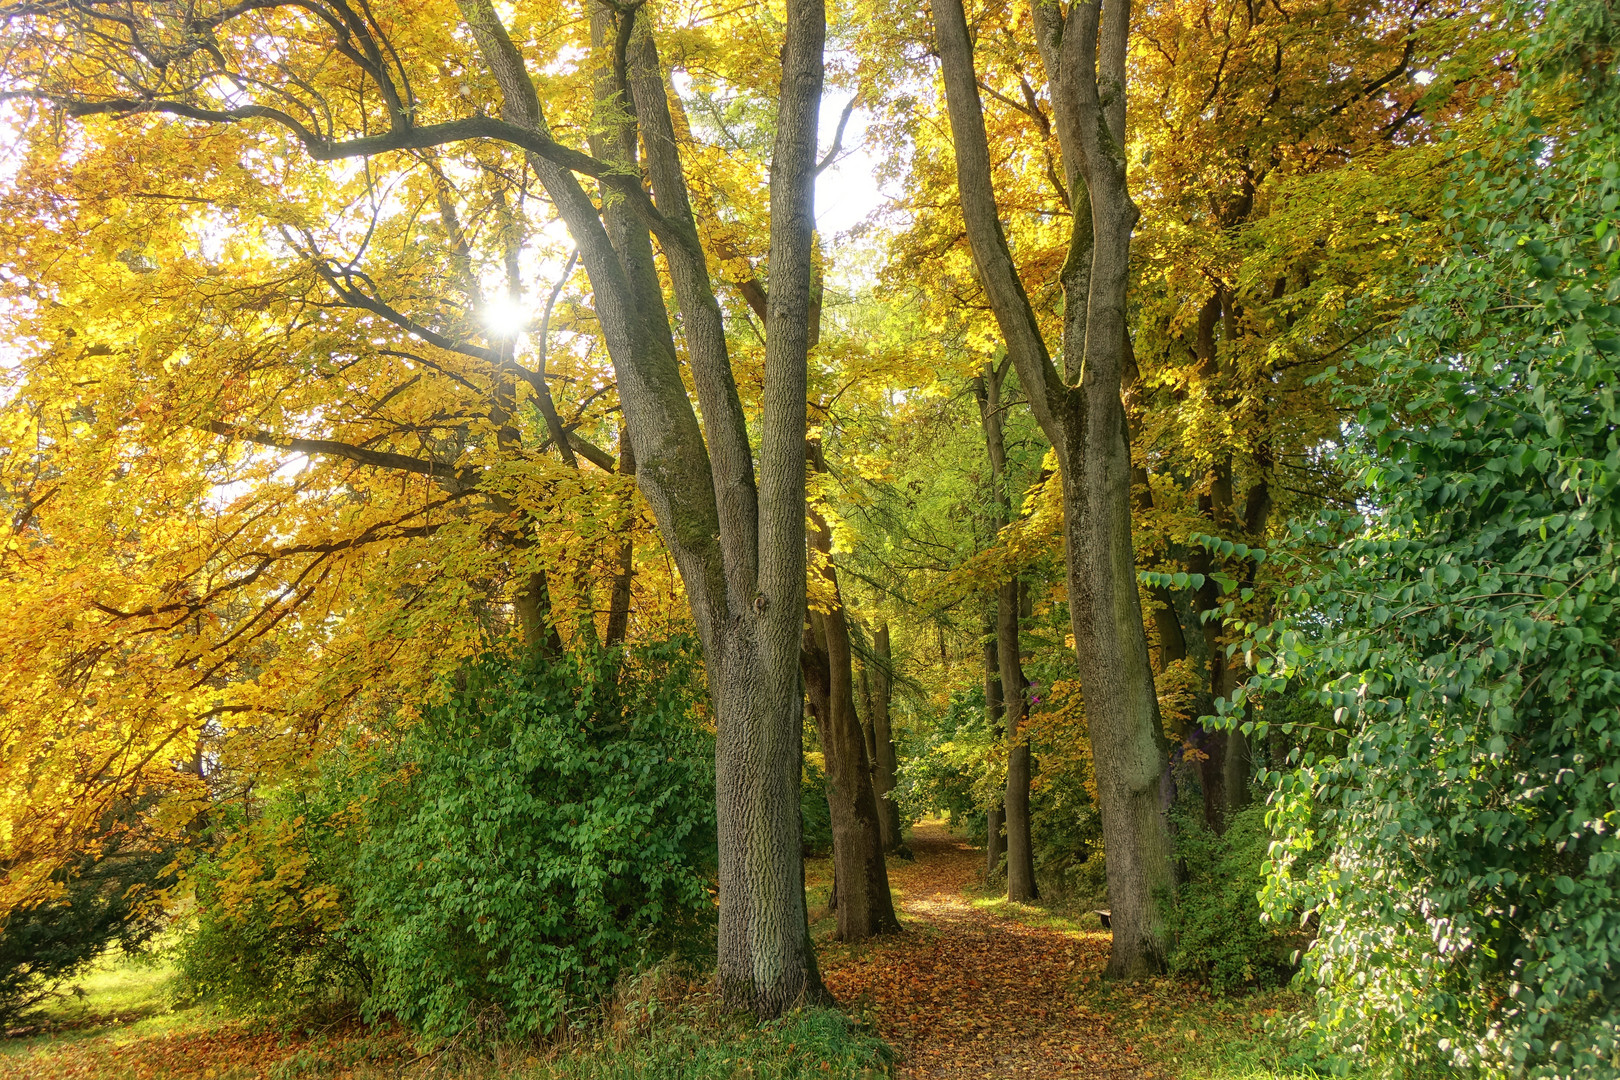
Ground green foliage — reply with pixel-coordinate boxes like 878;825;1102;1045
0;801;174;1024
894;685;993;833
1027;772;1103;902
518;1006;893;1080
1166;803;1300;994
1213;3;1620;1071
353;644;716;1042
177;643;717;1043
800;760;834;857
174;767;370;1014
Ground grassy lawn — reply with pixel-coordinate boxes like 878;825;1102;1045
0;949;891;1080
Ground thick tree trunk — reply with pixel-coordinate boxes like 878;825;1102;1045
935;0;1176;978
868;622;906;853
802;497;901;941
456;0;829;1014
982;606;1007;879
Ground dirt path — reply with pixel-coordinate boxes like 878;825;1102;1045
820;822;1153;1079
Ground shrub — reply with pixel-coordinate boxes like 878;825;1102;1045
352;643;716;1042
894;685;994;836
1213;3;1620;1069
1166;802;1300;994
174;769;369;1014
176;641;717;1041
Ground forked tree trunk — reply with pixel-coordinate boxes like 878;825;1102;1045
455;0;830;1012
50;0;829;1019
935;0;1176;978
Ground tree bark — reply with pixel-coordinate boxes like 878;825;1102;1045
605;425;637;647
982;604;1007;879
1001;579;1039;901
869;622;906;854
936;0;1176;978
455;0;828;1013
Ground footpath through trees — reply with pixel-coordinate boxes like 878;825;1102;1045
821;823;1152;1079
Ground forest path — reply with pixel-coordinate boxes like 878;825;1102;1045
820;822;1153;1079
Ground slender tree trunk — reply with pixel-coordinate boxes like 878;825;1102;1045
935;0;1176;978
982;605;1007;879
869;622;906;854
976;362;1038;901
1000;580;1038;901
802;487;901;941
605;425;636;647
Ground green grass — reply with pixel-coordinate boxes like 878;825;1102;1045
1;949;892;1080
0;945;220;1059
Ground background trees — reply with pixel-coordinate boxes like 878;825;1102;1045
1;0;1614;1072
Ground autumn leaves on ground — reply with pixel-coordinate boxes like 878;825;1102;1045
823;823;1146;1079
0;821;1283;1080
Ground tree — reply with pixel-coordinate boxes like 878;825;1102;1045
864;621;906;855
1124;0;1507;829
0;800;174;1025
973;360;1037;900
1220;1;1620;1067
803;470;902;940
932;0;1176;976
1;0;829;1014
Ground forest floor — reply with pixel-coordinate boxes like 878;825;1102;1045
818;820;1146;1078
0;821;1303;1080
814;820;1302;1080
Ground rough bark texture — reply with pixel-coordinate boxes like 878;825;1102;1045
453;0;828;1014
935;0;1176;978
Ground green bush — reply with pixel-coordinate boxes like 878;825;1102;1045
1166;802;1300;994
1213;2;1620;1069
174;767;370;1014
894;685;993;838
177;642;717;1042
353;644;716;1042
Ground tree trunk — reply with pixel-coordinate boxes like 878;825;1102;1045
935;0;1176;978
1000;580;1038;901
802;489;901;941
976;361;1038;901
982;605;1007;879
456;0;829;1013
605;425;636;647
868;622;906;854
